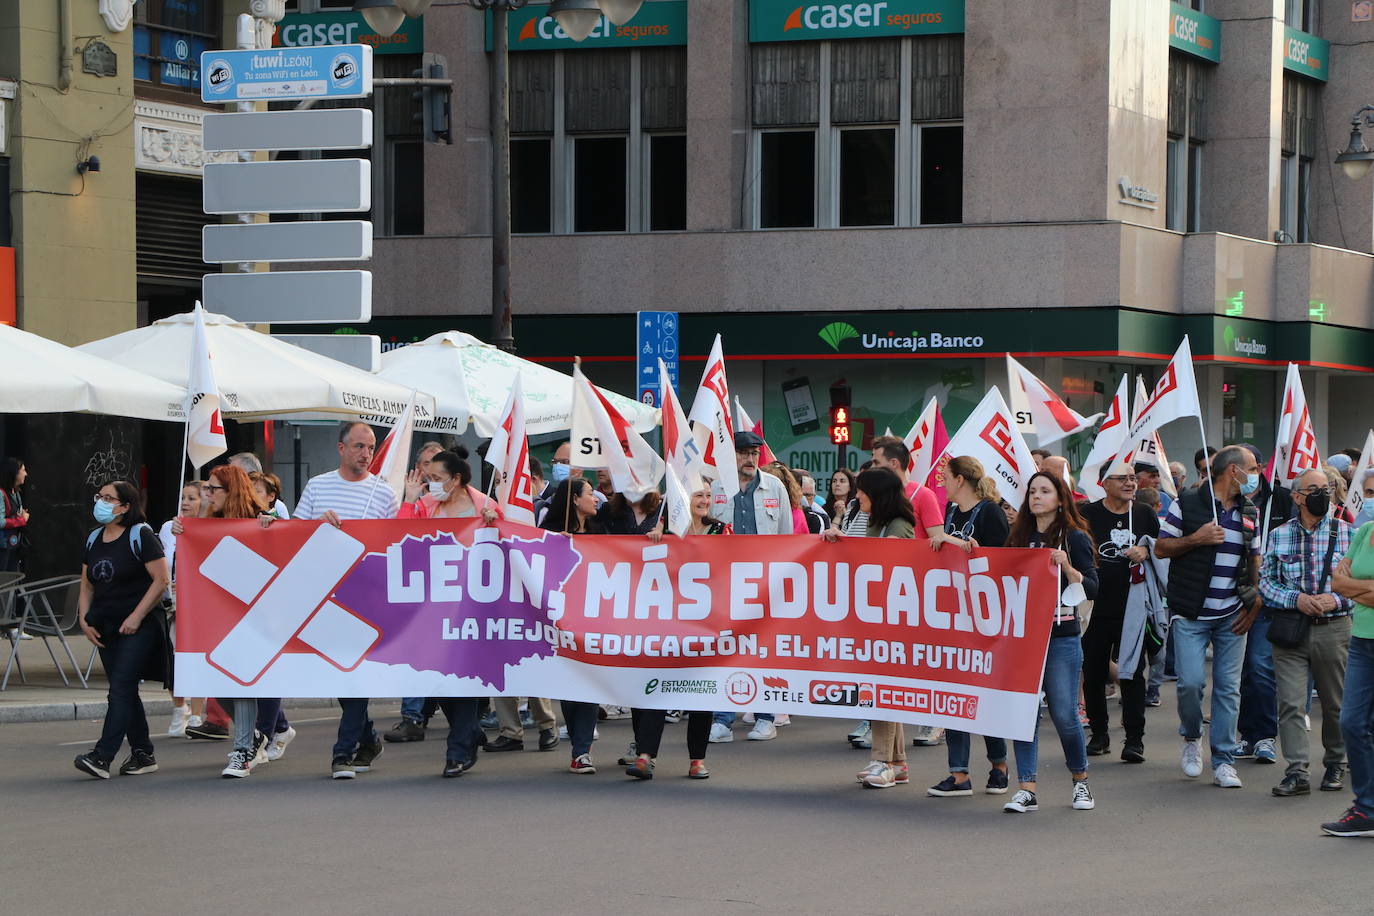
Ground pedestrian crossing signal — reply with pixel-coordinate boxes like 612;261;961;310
829;406;850;445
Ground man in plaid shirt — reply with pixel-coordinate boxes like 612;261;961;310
1260;468;1354;798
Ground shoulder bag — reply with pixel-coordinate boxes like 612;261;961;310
1267;523;1338;649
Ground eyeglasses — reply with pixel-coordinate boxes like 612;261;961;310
1295;485;1333;497
204;484;228;493
94;493;123;505
550;458;570;465
1104;475;1138;483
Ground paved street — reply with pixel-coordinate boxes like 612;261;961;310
2;693;1367;915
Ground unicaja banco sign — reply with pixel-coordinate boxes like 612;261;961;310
818;321;984;353
749;0;964;42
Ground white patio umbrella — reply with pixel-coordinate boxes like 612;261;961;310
0;322;184;421
376;331;657;436
78;311;435;422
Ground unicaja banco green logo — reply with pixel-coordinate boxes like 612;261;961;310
818;321;859;351
1224;325;1267;357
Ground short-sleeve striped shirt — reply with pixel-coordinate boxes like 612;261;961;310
294;471;398;522
1160;495;1258;620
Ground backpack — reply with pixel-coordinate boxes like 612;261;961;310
86;522;155;562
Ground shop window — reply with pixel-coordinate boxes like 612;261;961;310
1166;52;1209;233
752;36;963;229
507;47;686;234
134;0;221;92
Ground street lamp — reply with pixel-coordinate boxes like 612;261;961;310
360;0;645;351
1335;107;1374;182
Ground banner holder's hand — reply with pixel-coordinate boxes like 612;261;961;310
321;510;343;529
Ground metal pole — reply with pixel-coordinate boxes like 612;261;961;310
490;4;515;352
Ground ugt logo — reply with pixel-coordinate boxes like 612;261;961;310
979;413;1020;474
200;525;381;685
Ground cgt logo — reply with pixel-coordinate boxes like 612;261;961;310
810;680;858;706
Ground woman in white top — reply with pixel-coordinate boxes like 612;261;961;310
160;481;202;738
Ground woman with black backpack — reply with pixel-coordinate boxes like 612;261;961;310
74;480;171;780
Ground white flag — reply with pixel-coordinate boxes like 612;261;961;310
1272;363;1322;487
1120;337;1202;453
940;386;1038;511
1078;375;1130;501
660;358;704;495
903;396;947;485
571;363;664;501
367;390;417;508
186;301;227;471
1007;354;1102;447
663;457;694;538
1347;430;1374;516
687;334;738;498
1123;376;1178;498
484;375;537;525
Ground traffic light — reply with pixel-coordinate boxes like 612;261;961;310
412;52;452;145
829;405;851;445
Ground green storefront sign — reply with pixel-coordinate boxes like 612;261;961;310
273;11;423;54
1282;26;1329;82
489;1;687;51
749;0;964;42
1168;3;1220;63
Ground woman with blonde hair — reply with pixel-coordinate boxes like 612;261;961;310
763;462;811;535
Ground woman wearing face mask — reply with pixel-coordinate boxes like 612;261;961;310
624;487;725;781
927;456;1013;796
1002;471;1100;813
161;481;203;738
74;481;171;780
542;478;605;773
174;465;291;778
1355;470;1374;528
398;447;498;523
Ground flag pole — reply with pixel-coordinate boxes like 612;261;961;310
565;357;581;534
1195;412;1218;524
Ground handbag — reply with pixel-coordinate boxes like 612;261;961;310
1267;522;1339;650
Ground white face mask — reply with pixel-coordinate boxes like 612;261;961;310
428;480;450;498
1060;582;1087;608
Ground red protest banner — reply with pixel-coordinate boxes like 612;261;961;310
175;519;1059;740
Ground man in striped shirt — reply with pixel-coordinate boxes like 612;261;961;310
295;421;398;779
1156;445;1262;790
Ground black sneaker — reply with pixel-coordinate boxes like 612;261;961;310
1321;765;1345;792
383;719;425;743
538;727;559;751
442;759;464;778
186;721;229;740
1003;789;1038;813
119;749;158;776
1272;773;1311;797
1086;733;1110;756
985;767;1009;794
74;751;111;780
331;755;356;779
1121;743;1145;764
485;735;524;752
1322;806;1374;837
1145;687;1162;707
351;739;384;772
926;775;974;797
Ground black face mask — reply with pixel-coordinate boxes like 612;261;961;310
1303;490;1331;518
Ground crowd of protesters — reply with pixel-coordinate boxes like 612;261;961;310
42;418;1374;838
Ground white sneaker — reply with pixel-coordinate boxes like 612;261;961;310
601;705;631;720
265;726;296;761
708;722;733;744
1213;763;1243;788
911;725;945;747
742;712;755;724
1181;739;1203;778
167;704;191;737
1071;780;1095;810
859;760;896;788
847;721;871;743
774;714;791;727
747;719;778;741
221;748;253;778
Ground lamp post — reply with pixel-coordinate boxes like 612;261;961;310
355;0;644;352
1335;107;1374;182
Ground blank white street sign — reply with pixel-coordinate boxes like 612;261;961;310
203;109;373;152
203;159;370;214
203;270;371;323
203;221;372;263
275;334;381;372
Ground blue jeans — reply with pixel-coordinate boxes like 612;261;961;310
435;698;480;764
560;700;599;757
1012;635;1087;783
400;696;425;723
1340;637;1374;816
1238;611;1278;743
332;699;377;759
1173;614;1246;768
713;711;773;726
946;731;1007;774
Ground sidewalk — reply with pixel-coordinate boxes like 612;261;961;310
0;637;343;723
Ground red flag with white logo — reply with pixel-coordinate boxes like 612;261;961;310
688;334;737;499
484;375;537;525
903;396;950;506
939;387;1038;511
1006;355;1102;448
186;301;227;471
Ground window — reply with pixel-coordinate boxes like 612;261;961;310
507;47;686;234
1285;0;1318;32
752;36;963;230
1280;73;1318;242
134;0;220;92
1165;52;1209;232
